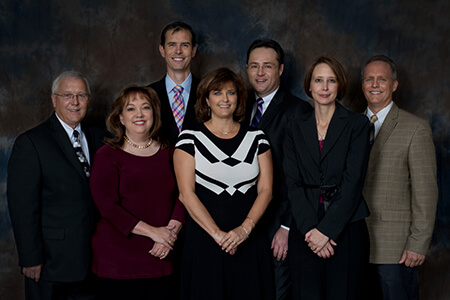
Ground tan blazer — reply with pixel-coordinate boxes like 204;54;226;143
363;103;438;264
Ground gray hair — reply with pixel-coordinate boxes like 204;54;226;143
361;55;397;81
52;71;91;94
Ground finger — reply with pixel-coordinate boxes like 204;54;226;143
282;249;288;261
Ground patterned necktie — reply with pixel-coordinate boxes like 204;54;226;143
72;130;90;177
172;85;185;132
369;114;378;145
251;97;264;127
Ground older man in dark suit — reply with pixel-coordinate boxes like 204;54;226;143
148;21;200;146
7;71;105;300
245;39;312;300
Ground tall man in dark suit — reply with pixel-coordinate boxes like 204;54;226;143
361;55;438;300
7;71;105;300
245;39;312;300
148;21;200;146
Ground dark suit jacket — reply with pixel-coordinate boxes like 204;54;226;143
283;102;370;241
149;76;200;146
7;113;105;282
246;88;313;238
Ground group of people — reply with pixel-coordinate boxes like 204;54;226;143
7;21;438;300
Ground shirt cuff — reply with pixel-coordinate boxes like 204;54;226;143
280;225;290;231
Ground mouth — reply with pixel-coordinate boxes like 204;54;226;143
172;57;185;62
134;120;146;125
68;108;80;113
255;78;267;84
218;105;231;109
370;91;382;95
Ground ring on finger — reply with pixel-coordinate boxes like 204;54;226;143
161;252;165;256
169;240;173;245
233;241;237;246
284;250;288;253
170;229;176;234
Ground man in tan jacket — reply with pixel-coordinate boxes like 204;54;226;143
362;55;438;300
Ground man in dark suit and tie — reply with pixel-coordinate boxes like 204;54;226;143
245;39;313;300
7;71;105;300
148;21;200;146
361;55;438;300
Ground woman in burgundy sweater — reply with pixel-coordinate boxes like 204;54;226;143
90;86;185;299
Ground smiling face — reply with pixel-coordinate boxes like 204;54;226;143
206;81;238;120
247;47;284;97
159;29;197;80
51;77;90;129
362;61;398;113
309;63;338;106
119;93;153;139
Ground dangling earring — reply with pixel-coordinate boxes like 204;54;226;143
208;106;211;117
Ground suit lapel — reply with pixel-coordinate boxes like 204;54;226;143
372;103;399;153
258;89;284;130
320;103;348;160
49;114;87;179
299;112;321;166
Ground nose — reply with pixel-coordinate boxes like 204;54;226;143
70;95;80;105
257;66;265;76
175;44;182;54
323;81;329;91
372;78;379;88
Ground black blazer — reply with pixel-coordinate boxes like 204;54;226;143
149;76;200;146
283;102;370;241
246;88;313;238
7;113;105;282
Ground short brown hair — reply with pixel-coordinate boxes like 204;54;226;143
105;86;167;148
195;68;247;123
304;56;348;101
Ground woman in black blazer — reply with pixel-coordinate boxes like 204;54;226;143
283;57;370;300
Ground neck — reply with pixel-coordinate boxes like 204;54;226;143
208;117;237;135
368;100;392;115
124;132;151;144
167;70;190;85
315;101;336;125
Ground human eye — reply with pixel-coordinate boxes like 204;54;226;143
77;94;88;101
126;106;135;112
379;77;387;82
63;93;73;100
143;105;152;110
314;78;322;83
227;90;236;95
264;64;273;70
249;64;258;70
329;78;337;83
212;91;222;96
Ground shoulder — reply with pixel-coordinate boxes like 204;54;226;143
337;102;369;126
283;91;313;112
148;77;166;92
397;107;431;128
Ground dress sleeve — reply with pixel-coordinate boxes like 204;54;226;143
257;130;271;155
174;130;196;157
89;146;140;236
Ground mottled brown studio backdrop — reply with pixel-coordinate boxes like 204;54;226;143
0;0;449;299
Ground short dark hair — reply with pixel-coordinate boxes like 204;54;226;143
195;68;247;123
105;86;167;149
246;39;285;65
160;21;196;47
304;56;348;100
362;55;397;81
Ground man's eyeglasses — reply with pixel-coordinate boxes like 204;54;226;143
53;93;90;101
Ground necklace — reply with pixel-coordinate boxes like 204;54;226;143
317;129;327;141
124;135;153;149
210;121;237;135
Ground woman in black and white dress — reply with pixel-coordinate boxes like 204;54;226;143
174;67;275;300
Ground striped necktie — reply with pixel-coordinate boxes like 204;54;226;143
251;97;264;127
172;85;185;132
72;130;90;177
369;114;378;145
